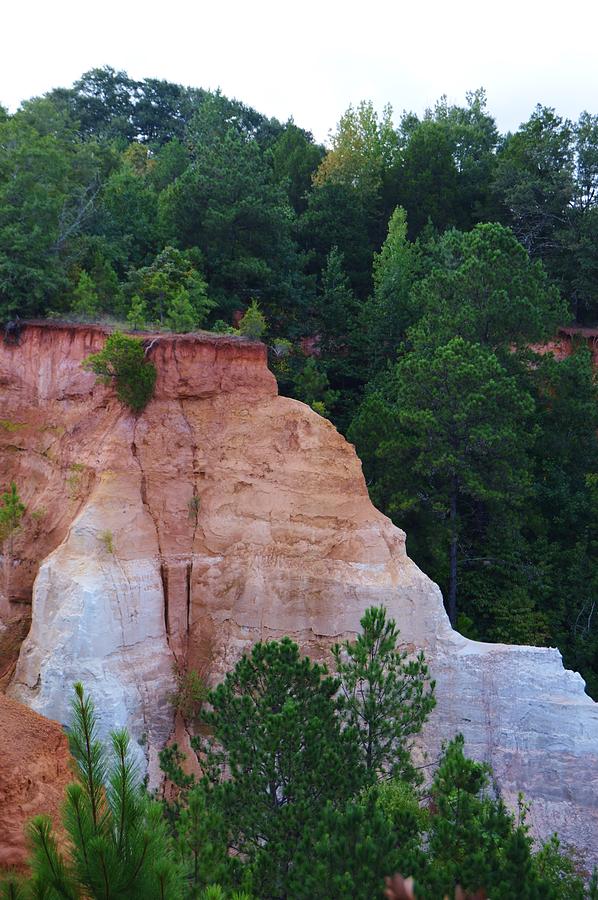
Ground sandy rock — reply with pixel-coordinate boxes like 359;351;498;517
0;693;72;870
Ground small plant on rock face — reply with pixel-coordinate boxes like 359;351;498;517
168;665;209;724
83;331;157;413
98;529;115;554
188;494;201;526
66;462;86;500
0;482;25;546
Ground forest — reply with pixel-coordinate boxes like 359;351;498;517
1;66;597;696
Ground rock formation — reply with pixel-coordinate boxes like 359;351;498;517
0;693;72;869
1;323;597;867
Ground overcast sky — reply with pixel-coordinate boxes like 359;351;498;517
3;0;598;143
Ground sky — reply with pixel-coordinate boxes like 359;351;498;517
3;0;598;143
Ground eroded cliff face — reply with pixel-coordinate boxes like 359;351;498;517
0;693;72;869
1;323;597;866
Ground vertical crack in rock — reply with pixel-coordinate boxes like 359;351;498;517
131;428;169;640
185;562;192;635
160;563;170;636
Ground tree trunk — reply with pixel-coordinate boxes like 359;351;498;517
448;481;458;627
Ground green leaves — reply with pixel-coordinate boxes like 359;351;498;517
0;482;25;544
83;332;156;413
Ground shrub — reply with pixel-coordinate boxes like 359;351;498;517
238;300;267;341
212;319;236;335
83;332;156;413
98;529;114;554
168;665;209;723
127;294;149;331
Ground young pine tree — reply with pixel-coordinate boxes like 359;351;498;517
71;270;100;318
333;605;436;782
4;683;181;899
238;300;267;341
166;287;198;333
126;294;149;331
198;637;365;899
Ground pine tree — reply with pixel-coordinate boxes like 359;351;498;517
333;606;436;782
15;683;181;899
293;357;339;417
238;299;267;341
127;294;149;331
166;287;198;333
71;270;100;318
368;206;417;369
198;637;365;899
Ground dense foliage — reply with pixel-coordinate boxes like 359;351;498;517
2;68;598;693
83;331;157;412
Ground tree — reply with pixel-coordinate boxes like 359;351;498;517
367;206;418;369
286;792;400;900
166;287;198;333
333;606;435;781
198;637;365;899
493;105;574;259
237;299;267;340
417;735;581;899
0;482;25;612
127;246;214;325
0;110;102;320
314;101;399;208
293;357;339;417
522;346;598;695
398;120;461;239
353;338;535;625
271;121;324;213
127;294;148;331
298;179;373;299
402;89;500;231
83;332;157;413
313;247;360;354
2;683;181;899
71;270;99;317
410;222;567;356
158;116;302;323
97;163;159;269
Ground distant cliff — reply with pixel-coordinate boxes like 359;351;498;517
1;322;597;869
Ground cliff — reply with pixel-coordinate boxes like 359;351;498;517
1;323;597;868
0;693;72;869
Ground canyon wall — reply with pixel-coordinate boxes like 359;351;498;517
1;323;597;867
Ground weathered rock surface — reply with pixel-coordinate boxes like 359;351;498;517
1;323;597;867
0;693;72;869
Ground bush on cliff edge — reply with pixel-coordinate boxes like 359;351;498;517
83;331;156;413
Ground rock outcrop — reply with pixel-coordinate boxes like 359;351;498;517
0;693;72;869
1;323;597;867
